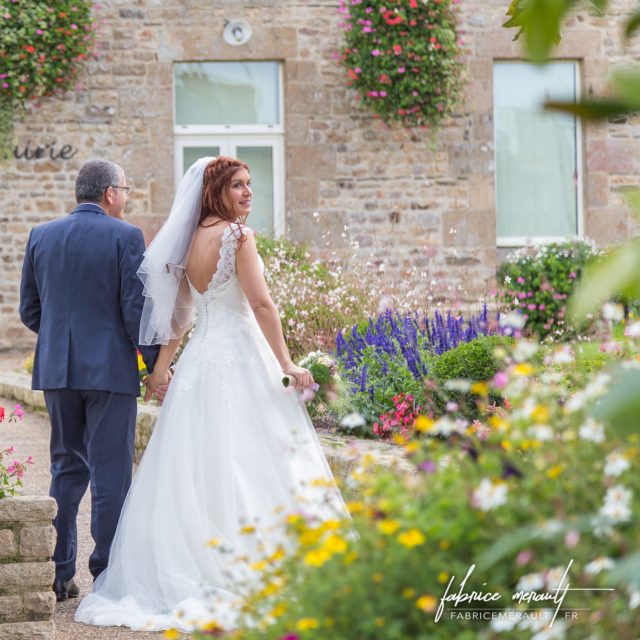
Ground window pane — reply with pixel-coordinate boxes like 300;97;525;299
182;146;220;175
175;62;280;126
236;146;274;234
494;62;578;238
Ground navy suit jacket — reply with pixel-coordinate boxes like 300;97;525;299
19;203;159;395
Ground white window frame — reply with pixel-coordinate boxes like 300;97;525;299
494;60;584;248
173;62;285;236
174;135;286;237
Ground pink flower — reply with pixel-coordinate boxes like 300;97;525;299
564;530;580;548
493;371;508;389
517;277;525;284
371;49;381;56
36;28;44;35
527;304;536;311
516;549;533;566
398;66;405;73
14;404;24;419
7;461;24;479
379;90;387;97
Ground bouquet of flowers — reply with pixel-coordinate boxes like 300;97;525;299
282;351;342;405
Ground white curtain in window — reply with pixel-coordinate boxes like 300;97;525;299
494;62;578;239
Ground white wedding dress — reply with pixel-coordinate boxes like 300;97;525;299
75;223;348;632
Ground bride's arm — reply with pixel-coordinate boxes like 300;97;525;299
143;337;182;401
236;232;313;389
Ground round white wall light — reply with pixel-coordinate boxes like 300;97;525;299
223;20;252;46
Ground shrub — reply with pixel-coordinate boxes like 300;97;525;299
497;240;600;341
426;335;512;420
256;235;373;359
337;0;465;129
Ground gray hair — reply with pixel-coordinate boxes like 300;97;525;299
75;160;124;203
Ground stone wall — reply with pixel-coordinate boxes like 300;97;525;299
2;0;640;349
0;496;56;640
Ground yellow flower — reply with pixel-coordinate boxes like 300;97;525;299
402;587;417;599
250;560;267;571
268;546;286;562
374;617;385;627
164;630;180;640
137;352;146;372
323;534;347;554
373;572;384;583
501;440;512;451
471;382;489;396
299;529;322;546
319;519;341;532
207;537;221;547
304;549;331;567
377;519;401;535
489;415;509;431
240;525;256;534
296;617;320;630
404;441;419;454
416;594;437;613
531;405;550;423
343;551;358;565
438;571;449;584
393;433;408;446
414;415;433;433
514;363;534;376
546;464;564;479
346;501;364;514
201;621;224;634
270;603;286;618
397;528;426;548
287;514;302;525
438;539;450;550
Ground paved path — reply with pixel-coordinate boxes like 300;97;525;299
2;390;164;639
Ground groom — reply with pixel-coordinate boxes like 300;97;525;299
19;160;161;601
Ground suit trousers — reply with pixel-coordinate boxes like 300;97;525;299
44;389;137;582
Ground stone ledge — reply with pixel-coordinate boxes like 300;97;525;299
0;371;412;479
0;497;56;524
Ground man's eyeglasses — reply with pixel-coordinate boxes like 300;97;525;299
110;185;131;194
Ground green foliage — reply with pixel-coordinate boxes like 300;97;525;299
0;0;95;156
220;341;640;640
498;240;599;340
426;335;509;420
338;0;465;129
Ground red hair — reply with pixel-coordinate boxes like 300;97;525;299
199;157;250;240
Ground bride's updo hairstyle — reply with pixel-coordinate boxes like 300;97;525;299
199;157;250;237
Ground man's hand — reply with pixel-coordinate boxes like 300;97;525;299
144;369;169;403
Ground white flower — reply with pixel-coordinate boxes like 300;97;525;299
545;566;568;591
584;556;615;575
531;620;568;640
629;590;640;609
604;452;631;477
340;413;365;429
624;321;640;338
503;275;512;285
472;478;508;511
599;485;633;524
376;295;393;314
602;302;624;322
582;373;611;400
551;345;574;364
430;417;460;437
444;379;471;392
516;572;545;592
513;339;538;362
490;613;518;631
499;312;526;330
537;519;564;538
579;418;605;443
528;425;554;441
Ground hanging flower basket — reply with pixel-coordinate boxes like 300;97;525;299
338;0;465;130
0;0;96;158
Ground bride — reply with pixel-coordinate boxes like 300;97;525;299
74;156;349;631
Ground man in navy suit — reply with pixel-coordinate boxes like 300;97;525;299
19;160;161;601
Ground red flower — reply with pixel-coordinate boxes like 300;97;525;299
0;406;5;423
348;68;358;80
410;0;418;7
25;45;36;54
393;44;402;55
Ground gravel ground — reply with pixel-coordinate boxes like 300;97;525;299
2;380;166;640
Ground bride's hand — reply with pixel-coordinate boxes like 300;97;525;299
144;369;169;402
282;364;314;389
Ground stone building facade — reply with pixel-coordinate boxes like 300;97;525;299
1;0;638;350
